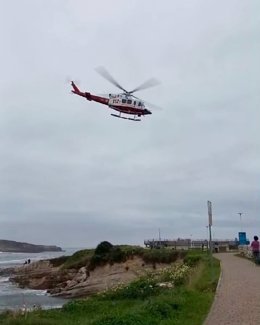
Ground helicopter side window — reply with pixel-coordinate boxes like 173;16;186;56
122;99;126;103
127;99;132;104
138;102;142;106
134;101;136;106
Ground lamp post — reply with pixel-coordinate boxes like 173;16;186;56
206;226;209;249
207;201;213;280
238;212;243;232
207;201;213;254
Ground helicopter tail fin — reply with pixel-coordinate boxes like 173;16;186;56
71;81;80;94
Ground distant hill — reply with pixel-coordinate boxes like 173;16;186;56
0;239;62;253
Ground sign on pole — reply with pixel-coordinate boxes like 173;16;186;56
207;200;212;226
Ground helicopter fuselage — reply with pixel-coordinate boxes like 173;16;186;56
108;94;151;116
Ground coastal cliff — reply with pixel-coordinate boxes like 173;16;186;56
0;239;62;253
7;242;186;299
9;256;166;298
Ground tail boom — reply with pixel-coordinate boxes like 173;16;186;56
71;81;109;105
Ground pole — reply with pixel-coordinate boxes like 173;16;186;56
238;212;243;232
207;201;213;280
209;224;212;254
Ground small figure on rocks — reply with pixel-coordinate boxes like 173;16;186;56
250;235;259;260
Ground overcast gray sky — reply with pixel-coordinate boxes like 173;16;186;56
0;0;259;248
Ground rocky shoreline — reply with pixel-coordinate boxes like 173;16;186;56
1;257;173;299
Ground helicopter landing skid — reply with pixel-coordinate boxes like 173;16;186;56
111;114;141;122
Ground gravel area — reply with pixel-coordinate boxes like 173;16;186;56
204;253;260;325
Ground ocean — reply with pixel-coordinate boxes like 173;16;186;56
0;248;80;312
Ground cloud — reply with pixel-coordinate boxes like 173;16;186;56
0;0;259;247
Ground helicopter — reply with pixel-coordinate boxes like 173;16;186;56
70;67;160;121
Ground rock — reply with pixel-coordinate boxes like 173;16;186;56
0;267;15;276
9;260;77;290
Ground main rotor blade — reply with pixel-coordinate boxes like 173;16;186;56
95;66;128;93
129;78;160;94
132;95;163;111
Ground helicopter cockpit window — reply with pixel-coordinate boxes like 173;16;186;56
122;99;126;103
127;99;132;104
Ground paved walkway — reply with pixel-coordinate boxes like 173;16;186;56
204;253;260;325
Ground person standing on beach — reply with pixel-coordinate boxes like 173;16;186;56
250;236;259;259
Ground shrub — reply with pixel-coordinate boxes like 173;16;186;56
142;249;179;264
49;255;69;267
62;249;93;269
156;264;190;286
183;255;202;267
90;244;127;270
109;247;125;263
102;276;160;300
95;241;113;255
89;253;109;269
120;245;145;258
178;250;188;259
255;257;260;265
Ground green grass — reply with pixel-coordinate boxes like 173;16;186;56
61;249;94;269
0;251;220;325
48;256;70;267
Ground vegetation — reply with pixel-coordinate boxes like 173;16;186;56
255;257;260;265
59;242;189;271
61;249;94;269
183;254;202;266
0;249;220;325
49;256;70;267
142;248;184;264
89;243;126;270
236;252;260;266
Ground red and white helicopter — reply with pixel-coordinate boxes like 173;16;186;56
71;67;160;121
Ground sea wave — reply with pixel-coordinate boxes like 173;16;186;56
0;286;47;296
20;289;47;296
0;259;25;265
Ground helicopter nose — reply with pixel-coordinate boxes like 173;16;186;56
144;109;152;115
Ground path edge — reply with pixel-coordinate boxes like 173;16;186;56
202;258;223;325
